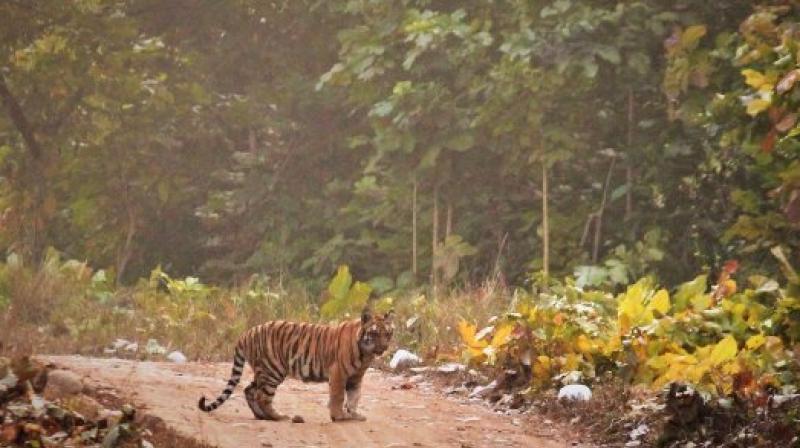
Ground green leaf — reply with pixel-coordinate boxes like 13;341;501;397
370;101;394;118
368;276;394;294
610;184;629;202
328;265;352;300
574;265;608;288
674;275;708;312
595;46;621;65
444;133;474;152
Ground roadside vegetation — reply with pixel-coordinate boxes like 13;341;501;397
3;1;800;446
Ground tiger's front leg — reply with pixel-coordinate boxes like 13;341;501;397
344;375;366;421
328;365;353;422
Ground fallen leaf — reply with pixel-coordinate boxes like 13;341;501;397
775;113;798;133
777;69;800;94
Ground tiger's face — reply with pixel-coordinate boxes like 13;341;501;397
359;310;394;356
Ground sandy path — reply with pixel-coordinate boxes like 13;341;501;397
42;355;575;448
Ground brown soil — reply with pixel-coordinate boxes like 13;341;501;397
40;356;582;448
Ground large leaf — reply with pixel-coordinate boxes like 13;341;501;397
328;265;352;300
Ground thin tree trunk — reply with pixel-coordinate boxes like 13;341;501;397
445;202;453;239
592;157;617;263
116;208;137;285
0;74;42;160
431;183;439;295
541;154;550;281
625;88;634;221
412;180;418;280
248;128;257;153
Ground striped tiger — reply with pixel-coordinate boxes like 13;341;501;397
198;308;394;421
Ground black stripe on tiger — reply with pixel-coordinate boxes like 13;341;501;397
198;348;245;412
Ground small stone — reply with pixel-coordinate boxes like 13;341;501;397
45;370;83;397
557;384;592;402
166;351;187;364
389;349;421;370
436;363;466;374
291;415;304;423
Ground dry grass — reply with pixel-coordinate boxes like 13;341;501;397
0;254;511;364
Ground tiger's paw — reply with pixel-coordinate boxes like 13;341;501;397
347;411;367;421
330;411;366;422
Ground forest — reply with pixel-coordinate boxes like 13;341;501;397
1;1;800;447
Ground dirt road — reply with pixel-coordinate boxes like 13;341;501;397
41;356;578;448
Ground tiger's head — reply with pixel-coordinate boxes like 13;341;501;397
358;308;394;356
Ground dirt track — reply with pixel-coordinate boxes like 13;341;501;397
42;355;578;448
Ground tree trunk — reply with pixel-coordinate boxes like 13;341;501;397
445;202;453;239
625;88;634;221
592;157;617;263
0;74;42;160
412;180;418;280
431;183;439;296
116;208;137;285
541;153;550;282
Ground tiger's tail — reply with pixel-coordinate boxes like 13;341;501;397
198;347;245;412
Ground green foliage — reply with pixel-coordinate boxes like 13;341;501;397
460;270;800;398
0;1;798;318
320;265;373;320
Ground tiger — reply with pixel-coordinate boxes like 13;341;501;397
198;308;394;422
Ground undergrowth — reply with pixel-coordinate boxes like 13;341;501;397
0;251;501;362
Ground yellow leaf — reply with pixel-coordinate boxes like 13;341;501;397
457;320;487;350
490;322;514;347
745;334;765;350
709;335;738;366
648;289;670;315
533;355;552;381
576;335;593;354
745;98;771;116
564;353;581;371
680;25;707;49
720;279;737;297
742;69;767;89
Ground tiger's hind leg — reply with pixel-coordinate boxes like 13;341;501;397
244;382;269;420
246;370;289;421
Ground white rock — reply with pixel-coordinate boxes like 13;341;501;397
112;339;130;350
772;394;800;407
436;363;466;374
124;342;138;352
166;351;187;364
557;384;592;401
389;349;421;370
469;380;498;399
103;348;116;355
629;423;649;440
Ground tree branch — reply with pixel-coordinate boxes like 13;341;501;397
0;74;42;159
592;156;617;263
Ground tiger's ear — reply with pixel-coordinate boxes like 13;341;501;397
361;307;372;324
